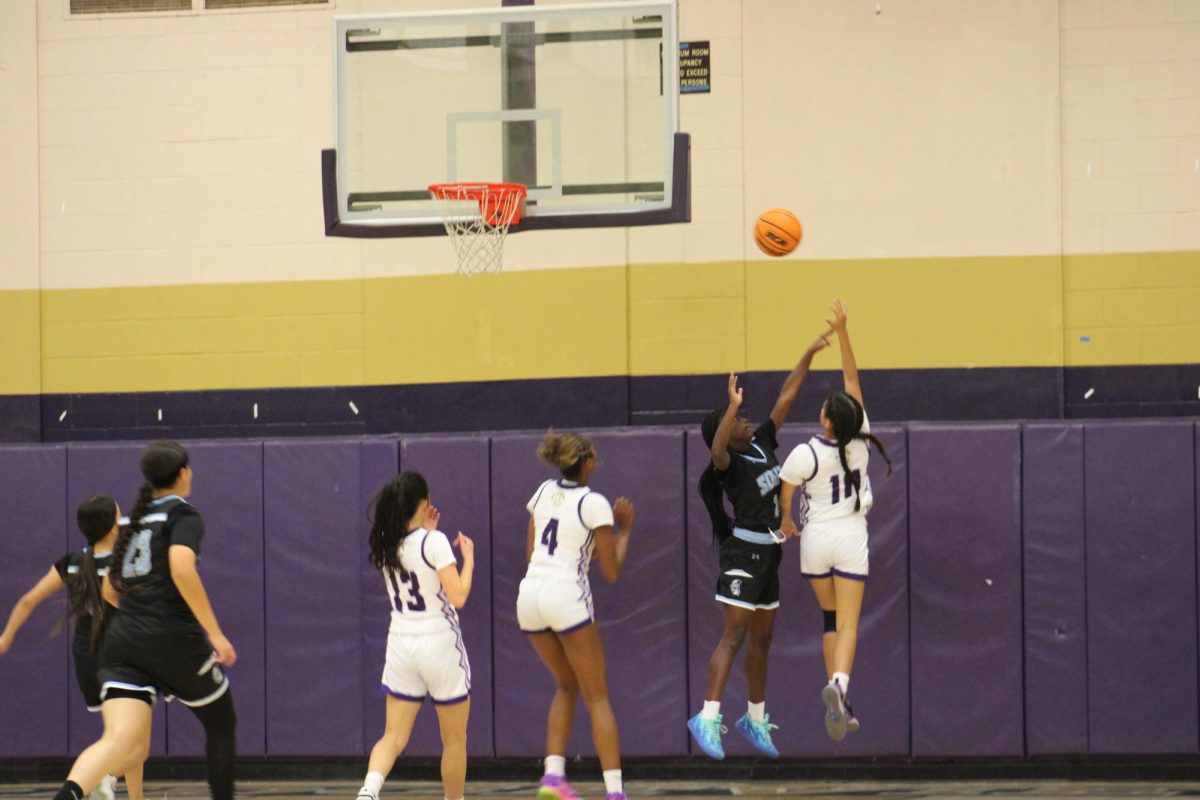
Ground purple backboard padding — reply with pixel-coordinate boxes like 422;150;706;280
359;439;399;759
1084;422;1198;754
166;441;266;756
909;425;1024;756
0;446;69;757
391;436;495;756
65;443;168;757
685;424;909;757
264;439;363;755
1022;424;1088;755
491;429;689;757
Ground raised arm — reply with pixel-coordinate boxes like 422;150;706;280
826;299;862;407
0;567;65;655
438;533;475;609
768;332;832;429
710;373;743;471
593;497;634;583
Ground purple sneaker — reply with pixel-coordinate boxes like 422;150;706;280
538;775;578;800
821;682;847;741
605;794;627;800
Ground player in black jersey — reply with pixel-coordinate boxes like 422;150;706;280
1;496;145;800
687;334;829;760
52;441;238;800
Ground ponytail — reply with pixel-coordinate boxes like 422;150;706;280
66;495;118;651
824;392;891;512
110;482;154;594
369;471;430;581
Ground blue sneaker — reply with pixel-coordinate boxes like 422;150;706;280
734;713;780;758
687;712;727;760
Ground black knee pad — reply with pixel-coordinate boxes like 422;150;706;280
823;609;837;633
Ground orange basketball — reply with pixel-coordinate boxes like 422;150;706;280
754;208;803;257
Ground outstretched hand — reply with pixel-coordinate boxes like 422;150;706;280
453;532;474;560
423;504;441;531
825;299;848;333
612;497;635;532
808;330;833;355
727;372;744;408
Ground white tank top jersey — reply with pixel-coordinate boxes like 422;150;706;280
780;410;874;526
525;479;614;583
384;527;461;636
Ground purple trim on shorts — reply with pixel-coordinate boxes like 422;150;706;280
802;570;834;579
437;587;471;692
421;533;435;571
380;684;426;703
523;627;553;634
432;692;470;706
804;443;820;481
832;568;869;582
555;616;595;635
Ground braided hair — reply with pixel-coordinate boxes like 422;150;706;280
67;495;118;651
823;391;891;511
368;471;429;582
110;441;189;594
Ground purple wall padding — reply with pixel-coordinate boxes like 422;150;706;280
65;443;168;758
1022;423;1088;755
1084;422;1198;754
491;429;689;757
386;436;494;756
0;446;69;757
359;438;399;759
165;441;266;756
264;439;363;755
909;425;1023;756
685;424;909;757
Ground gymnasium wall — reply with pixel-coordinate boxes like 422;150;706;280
0;0;1198;441
1;418;1197;759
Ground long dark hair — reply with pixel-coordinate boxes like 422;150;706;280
67;495;118;651
698;408;733;544
824;391;891;511
368;471;429;581
110;441;190;593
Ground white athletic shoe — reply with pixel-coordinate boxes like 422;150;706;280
89;775;117;800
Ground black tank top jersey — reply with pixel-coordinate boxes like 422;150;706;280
716;419;783;531
53;549;113;652
116;496;206;638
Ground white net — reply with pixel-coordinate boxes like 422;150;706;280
428;183;526;276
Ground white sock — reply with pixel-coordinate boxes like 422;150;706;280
602;769;623;794
360;771;385;798
747;701;765;723
544;755;566;777
832;672;850;695
445;797;465;800
700;700;720;720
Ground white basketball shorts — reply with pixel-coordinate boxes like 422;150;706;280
381;627;471;705
516;575;594;634
799;517;870;580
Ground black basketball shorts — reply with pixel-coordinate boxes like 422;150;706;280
715;535;783;610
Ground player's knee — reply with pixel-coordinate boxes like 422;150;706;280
439;724;467;749
750;628;773;652
720;625;748;650
554;674;580;697
822;609;837;633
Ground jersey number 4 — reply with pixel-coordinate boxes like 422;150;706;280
540;519;559;556
830;469;862;504
392;572;426;613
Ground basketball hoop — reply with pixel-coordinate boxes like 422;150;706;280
428;182;527;275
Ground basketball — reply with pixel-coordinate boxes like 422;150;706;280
754;208;803;257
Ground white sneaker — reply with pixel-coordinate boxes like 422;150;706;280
821;682;847;741
89;775;117;800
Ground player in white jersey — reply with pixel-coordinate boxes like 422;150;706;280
518;431;634;800
779;300;892;742
356;472;475;800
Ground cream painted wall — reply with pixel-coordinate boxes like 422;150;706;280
1;1;40;292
